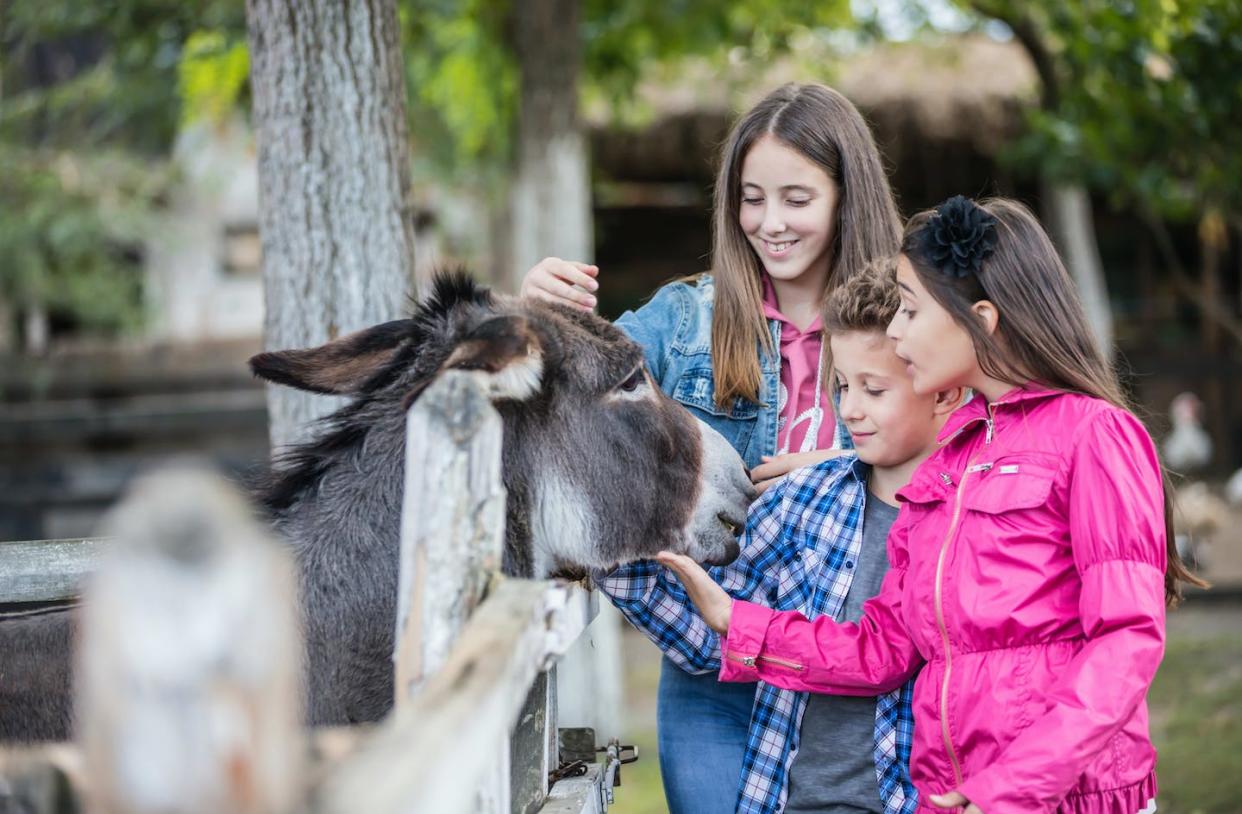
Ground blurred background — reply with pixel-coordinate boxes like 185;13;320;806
1;1;1240;811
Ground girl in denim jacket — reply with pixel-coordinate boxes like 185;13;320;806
522;83;903;812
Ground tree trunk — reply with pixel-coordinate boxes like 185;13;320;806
23;304;48;355
506;0;593;291
245;0;417;450
507;0;618;738
1199;212;1229;471
1041;180;1114;354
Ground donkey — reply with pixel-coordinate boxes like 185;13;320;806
253;271;754;724
0;271;754;740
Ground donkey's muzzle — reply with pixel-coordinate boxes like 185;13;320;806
703;538;741;567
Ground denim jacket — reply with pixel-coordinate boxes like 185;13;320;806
615;275;852;468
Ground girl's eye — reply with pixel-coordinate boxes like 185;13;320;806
742;197;763;205
866;388;885;397
787;199;810;207
619;370;644;392
835;381;848;392
900;306;916;318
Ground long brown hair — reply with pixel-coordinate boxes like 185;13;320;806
903;196;1206;604
709;83;902;408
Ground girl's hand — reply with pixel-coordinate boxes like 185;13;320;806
928;790;982;813
655;551;733;635
750;449;852;495
519;257;599;310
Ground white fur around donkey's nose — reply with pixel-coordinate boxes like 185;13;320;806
684;420;754;566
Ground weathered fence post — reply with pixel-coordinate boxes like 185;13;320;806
75;467;303;814
393;371;506;697
391;371;509;808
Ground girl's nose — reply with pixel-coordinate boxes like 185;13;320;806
762;205;786;235
886;313;903;342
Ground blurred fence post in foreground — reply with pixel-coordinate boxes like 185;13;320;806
76;468;303;814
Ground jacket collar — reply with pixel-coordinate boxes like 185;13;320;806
936;382;1062;445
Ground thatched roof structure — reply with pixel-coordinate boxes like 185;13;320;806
589;35;1038;195
835;35;1036;153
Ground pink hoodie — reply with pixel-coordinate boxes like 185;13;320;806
760;274;835;455
720;386;1167;814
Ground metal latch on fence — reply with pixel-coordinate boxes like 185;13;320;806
554;727;639;804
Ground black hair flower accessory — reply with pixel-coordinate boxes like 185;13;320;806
920;195;998;279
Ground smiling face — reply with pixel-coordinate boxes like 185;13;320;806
887;254;982;396
829;329;942;468
737;134;839;289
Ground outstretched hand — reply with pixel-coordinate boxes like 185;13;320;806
928;790;983;813
655;551;733;635
519;257;599;310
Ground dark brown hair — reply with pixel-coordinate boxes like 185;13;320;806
709;83;902;408
902;196;1205;604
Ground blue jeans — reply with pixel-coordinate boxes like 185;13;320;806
657;656;756;813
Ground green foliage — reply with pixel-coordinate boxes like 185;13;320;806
583;0;853;107
400;0;518;181
179;29;250;127
2;0;247;152
969;0;1242;220
399;0;853;181
0;147;166;334
0;0;247;340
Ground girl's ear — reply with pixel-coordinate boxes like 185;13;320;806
933;386;969;415
971;300;1000;336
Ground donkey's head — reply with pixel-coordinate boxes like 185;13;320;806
251;272;753;579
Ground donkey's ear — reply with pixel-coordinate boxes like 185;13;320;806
442;315;544;401
249;320;414;395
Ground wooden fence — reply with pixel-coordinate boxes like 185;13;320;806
0;372;627;813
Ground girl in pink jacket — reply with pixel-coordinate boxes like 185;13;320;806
659;196;1205;814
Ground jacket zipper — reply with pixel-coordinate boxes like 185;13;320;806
726;652;805;671
933;414;994;788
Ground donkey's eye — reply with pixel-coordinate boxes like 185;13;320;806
619;369;644;392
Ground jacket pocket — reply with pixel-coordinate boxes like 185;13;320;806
671;367;760;419
962;456;1057;514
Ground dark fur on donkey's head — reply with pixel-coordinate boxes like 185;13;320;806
250;269;495;514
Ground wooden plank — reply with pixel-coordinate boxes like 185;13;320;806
316;580;595;814
541;764;606;814
511;670;552;814
393;371;506;702
75;467;304;814
0;537;104;603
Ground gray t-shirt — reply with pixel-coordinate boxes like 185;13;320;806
783;492;900;814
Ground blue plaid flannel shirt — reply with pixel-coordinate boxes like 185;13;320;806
598;454;918;814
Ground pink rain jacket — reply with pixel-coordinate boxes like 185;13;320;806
720;386;1167;813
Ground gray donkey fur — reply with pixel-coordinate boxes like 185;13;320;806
0;271;753;740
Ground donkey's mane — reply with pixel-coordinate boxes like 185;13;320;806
255;269;495;516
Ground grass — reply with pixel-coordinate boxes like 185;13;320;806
606;605;1242;814
1149;612;1242;813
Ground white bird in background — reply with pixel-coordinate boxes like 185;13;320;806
1162;392;1212;474
1226;467;1242;506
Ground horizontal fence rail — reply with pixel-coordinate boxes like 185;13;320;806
0;537;104;604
